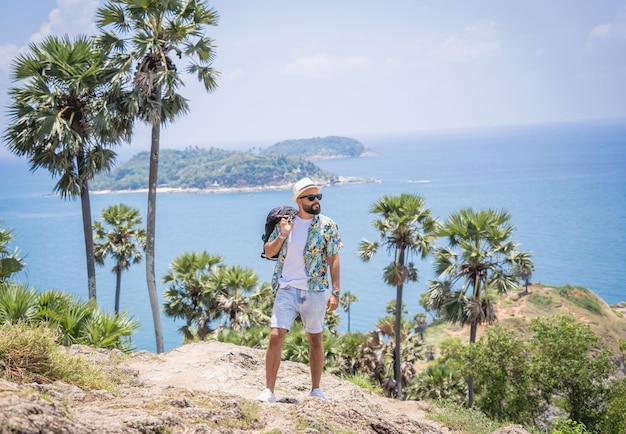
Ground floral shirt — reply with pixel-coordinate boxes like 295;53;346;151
269;214;342;292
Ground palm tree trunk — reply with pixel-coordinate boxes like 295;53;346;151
394;283;403;399
467;276;481;408
145;87;164;353
468;322;477;408
114;268;122;315
80;180;97;301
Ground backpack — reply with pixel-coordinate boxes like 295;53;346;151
261;205;297;260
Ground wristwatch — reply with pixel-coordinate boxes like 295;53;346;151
331;290;340;297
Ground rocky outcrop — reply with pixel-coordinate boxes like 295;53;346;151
0;342;530;433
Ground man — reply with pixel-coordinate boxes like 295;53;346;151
256;177;342;403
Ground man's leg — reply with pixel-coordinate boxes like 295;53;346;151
306;331;324;390
265;327;287;391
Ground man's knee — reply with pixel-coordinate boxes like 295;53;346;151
269;327;287;347
306;332;323;348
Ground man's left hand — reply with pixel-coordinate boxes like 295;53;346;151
327;294;339;312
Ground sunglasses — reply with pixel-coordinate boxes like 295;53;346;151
298;193;323;201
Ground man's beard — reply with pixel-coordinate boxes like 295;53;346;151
303;202;321;215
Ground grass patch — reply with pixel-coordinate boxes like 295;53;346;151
610;306;624;319
527;292;554;309
557;285;603;314
429;399;502;434
344;372;384;395
0;321;120;391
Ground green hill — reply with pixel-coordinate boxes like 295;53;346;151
91;146;337;191
91;136;375;191
424;283;626;357
261;136;376;160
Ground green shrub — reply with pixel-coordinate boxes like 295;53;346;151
550;418;588;434
0;321;119;390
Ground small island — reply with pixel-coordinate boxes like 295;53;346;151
262;135;377;160
91;136;377;192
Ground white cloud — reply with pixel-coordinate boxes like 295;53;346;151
0;0;100;78
586;6;626;49
30;0;99;43
433;19;501;63
280;51;370;79
587;24;612;48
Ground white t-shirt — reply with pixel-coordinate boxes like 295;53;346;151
278;215;313;290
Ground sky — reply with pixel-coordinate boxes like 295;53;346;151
1;0;625;160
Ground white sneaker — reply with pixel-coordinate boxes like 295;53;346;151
309;388;327;400
255;388;276;403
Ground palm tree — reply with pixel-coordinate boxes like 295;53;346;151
245;282;274;327
162;251;223;342
511;251;534;295
426;207;533;407
0;227;25;282
96;0;220;353
211;265;260;331
93;204;146;315
339;291;358;332
4;35;133;301
357;193;437;399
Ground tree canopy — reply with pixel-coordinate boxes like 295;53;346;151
91;146;337;190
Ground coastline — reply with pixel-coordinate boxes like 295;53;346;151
91;175;377;195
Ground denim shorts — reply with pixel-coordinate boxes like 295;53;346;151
271;286;327;334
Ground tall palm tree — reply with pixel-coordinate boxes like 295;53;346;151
339;290;358;332
96;0;220;353
426;207;533;407
3;35;133;301
357;193;437;399
93;204;146;315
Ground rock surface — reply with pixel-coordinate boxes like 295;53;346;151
0;341;531;433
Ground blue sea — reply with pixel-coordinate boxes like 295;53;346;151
1;119;625;353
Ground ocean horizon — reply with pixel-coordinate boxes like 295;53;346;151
1;119;625;353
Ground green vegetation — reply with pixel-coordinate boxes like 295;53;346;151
0;227;25;281
91;147;336;191
162;251;272;341
557;284;602;314
0;280;138;351
426;207;534;407
0;321;124;390
528;292;554;309
429;400;502;434
262;135;374;159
